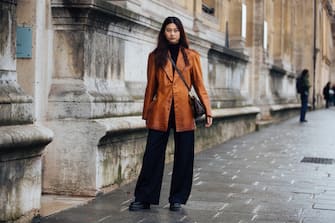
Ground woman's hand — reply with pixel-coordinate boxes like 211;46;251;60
205;116;212;128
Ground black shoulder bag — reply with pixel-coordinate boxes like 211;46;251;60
168;56;206;119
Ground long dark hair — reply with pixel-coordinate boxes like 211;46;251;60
153;17;190;68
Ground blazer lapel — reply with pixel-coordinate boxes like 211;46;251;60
163;49;186;82
163;52;174;82
176;48;186;74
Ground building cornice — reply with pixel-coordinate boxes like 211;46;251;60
209;43;249;64
51;0;161;32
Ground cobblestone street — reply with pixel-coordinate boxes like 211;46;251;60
42;108;335;223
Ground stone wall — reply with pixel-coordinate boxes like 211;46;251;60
0;1;53;222
41;1;260;196
2;1;334;215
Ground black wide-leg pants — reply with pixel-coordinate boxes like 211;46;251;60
134;127;194;205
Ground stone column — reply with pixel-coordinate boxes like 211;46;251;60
228;0;246;53
282;0;292;70
249;0;265;104
273;0;284;67
0;1;32;124
0;1;53;222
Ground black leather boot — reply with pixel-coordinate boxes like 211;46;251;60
129;201;150;211
169;203;181;211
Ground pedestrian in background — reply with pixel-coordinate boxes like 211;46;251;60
297;69;311;123
329;84;334;106
323;82;331;108
129;16;213;212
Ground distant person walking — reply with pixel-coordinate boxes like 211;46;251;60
323;82;331;108
296;69;311;122
129;16;213;212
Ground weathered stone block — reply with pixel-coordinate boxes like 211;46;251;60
0;82;33;125
0;125;53;223
270;103;302;123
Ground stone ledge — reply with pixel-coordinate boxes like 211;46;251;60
0;124;53;155
268;103;302;125
270;103;301;112
93;106;260;134
95;116;145;133
257;104;301;131
43;107;260;196
212;106;260;118
256;120;275;131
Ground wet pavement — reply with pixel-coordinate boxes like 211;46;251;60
41;108;335;223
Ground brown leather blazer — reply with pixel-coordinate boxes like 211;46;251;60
142;48;212;132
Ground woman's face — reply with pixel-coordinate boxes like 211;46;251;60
164;23;180;44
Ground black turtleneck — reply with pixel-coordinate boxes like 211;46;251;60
168;44;180;64
168;43;179;125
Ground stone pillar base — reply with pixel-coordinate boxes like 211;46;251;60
0;125;53;223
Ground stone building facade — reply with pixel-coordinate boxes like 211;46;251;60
1;0;335;222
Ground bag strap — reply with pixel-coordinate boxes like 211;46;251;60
168;56;192;92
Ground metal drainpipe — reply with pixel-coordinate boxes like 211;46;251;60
312;0;317;110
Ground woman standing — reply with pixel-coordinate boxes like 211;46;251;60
323;82;331;108
129;17;213;212
298;69;310;122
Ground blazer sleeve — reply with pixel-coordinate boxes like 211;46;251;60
142;53;158;120
191;52;212;117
